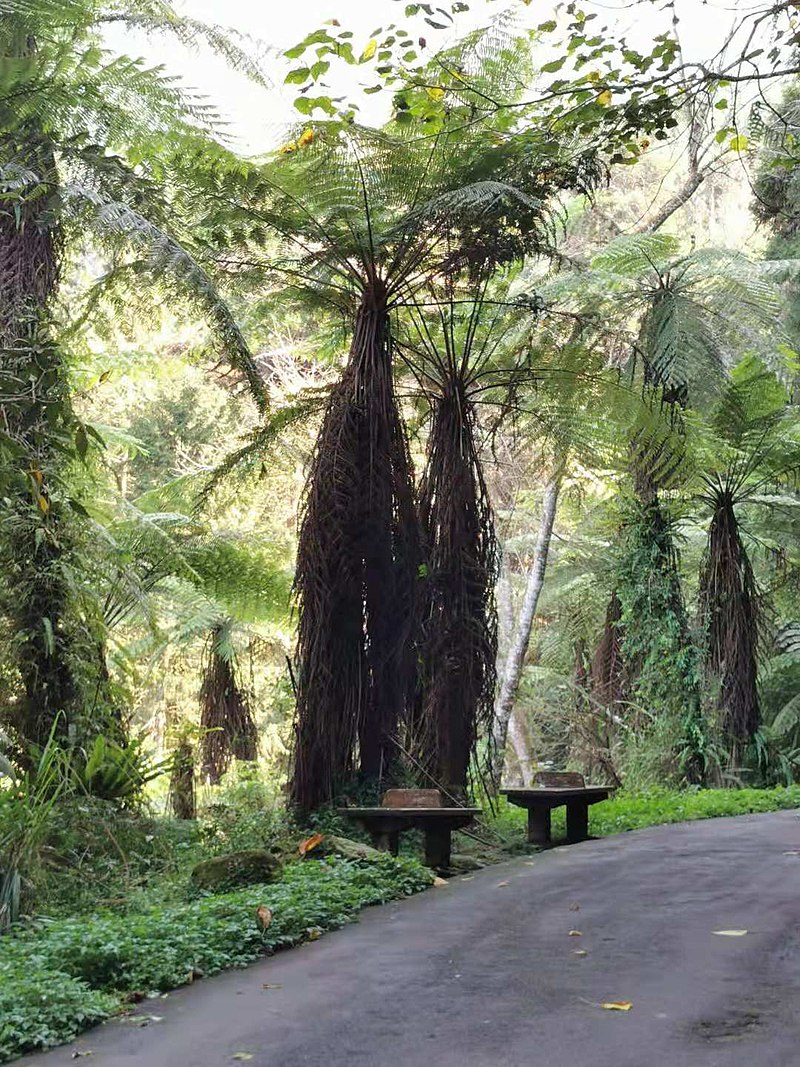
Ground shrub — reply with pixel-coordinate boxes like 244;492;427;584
0;960;115;1062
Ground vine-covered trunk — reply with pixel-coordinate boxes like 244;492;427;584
415;384;498;796
291;277;420;811
699;493;760;747
0;93;89;746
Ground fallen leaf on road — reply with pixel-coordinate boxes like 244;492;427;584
71;1053;93;1059
433;876;448;887
569;903;580;911
496;881;510;888
262;983;282;990
782;850;800;856
568;930;582;937
305;926;322;940
601;1002;632;1012
573;949;588;957
713;929;748;937
460;875;474;881
298;833;324;857
231;1054;253;1061
523;861;536;866
256;906;273;931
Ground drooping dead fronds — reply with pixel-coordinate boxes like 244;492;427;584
590;591;627;711
290;277;420;811
699;485;761;744
415;379;498;794
398;287;506;796
200;622;258;785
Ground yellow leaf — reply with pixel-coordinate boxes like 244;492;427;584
587;71;601;83
426;86;445;101
29;467;43;486
597;89;612;106
297;128;314;147
279;141;297;155
306;926;323;940
568;929;582;936
298;832;324;856
37;494;49;514
729;134;749;152
433;876;448;887
362;39;377;60
601;1001;633;1011
231;1054;253;1061
713;929;748;937
256;905;273;930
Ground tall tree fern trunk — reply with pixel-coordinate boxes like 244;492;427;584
0;32;115;749
491;465;563;787
291;277;420;810
415;383;498;797
200;623;258;785
699;492;760;753
0;82;81;745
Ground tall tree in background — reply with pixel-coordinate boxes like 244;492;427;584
697;361;800;759
0;0;266;747
399;284;512;795
242;42;606;807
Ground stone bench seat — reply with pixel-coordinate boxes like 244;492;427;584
501;772;612;844
337;789;480;870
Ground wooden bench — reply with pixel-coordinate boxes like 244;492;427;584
501;772;612;845
337;789;479;870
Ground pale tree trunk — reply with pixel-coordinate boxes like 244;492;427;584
507;713;535;785
491;465;564;787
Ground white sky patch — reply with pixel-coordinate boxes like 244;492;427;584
102;0;760;154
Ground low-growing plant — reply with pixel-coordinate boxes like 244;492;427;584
0;960;116;1064
0;856;432;1062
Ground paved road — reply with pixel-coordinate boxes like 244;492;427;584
22;811;800;1067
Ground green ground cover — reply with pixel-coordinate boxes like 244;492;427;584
0;855;431;1063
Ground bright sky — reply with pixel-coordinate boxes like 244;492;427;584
105;0;758;154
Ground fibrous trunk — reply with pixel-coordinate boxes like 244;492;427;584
291;278;420;810
414;383;498;797
699;493;760;745
0;110;93;747
200;626;258;784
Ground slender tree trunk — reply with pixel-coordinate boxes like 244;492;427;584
491;464;564;787
507;712;535;785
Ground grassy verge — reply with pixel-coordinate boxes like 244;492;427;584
0;856;432;1064
482;785;800;847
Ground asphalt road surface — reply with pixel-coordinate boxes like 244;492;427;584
21;810;800;1067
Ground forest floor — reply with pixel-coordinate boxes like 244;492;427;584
19;810;800;1067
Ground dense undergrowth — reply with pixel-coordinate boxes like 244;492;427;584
0;854;432;1063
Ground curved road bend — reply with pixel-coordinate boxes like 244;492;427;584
21;810;800;1067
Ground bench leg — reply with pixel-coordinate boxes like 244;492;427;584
566;801;589;842
424;826;451;870
527;807;551;845
372;830;400;856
